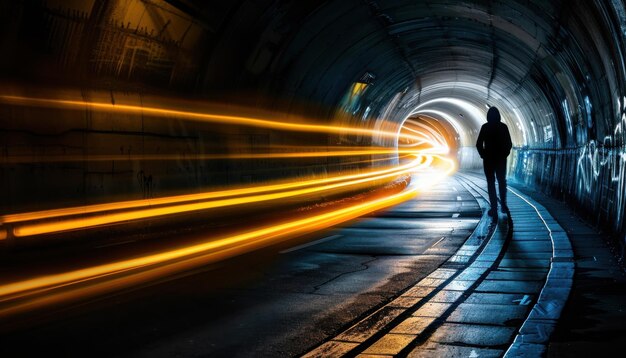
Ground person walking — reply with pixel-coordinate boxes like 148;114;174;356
476;106;512;217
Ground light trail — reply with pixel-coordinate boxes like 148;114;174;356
402;124;446;147
1;155;426;227
0;94;459;319
0;95;423;143
11;155;430;237
0;155;454;318
1;148;427;164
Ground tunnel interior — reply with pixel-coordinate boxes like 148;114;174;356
1;0;626;257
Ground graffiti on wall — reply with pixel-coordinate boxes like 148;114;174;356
514;108;626;240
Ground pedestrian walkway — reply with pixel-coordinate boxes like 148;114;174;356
510;184;626;357
302;171;574;357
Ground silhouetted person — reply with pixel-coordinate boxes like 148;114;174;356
476;107;512;217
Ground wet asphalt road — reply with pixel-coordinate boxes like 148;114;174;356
1;176;481;357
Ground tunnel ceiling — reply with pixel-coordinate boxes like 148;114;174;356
4;0;624;150
189;0;626;237
186;0;625;151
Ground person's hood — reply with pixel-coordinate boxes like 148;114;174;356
487;107;501;123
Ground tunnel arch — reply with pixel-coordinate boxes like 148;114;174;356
1;0;626;256
247;0;626;249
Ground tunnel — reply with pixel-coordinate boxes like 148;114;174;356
0;1;625;357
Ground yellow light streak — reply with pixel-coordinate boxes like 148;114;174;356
0;93;460;319
400;121;450;154
1;148;426;164
401;126;443;145
1;156;424;226
11;155;429;237
0;95;423;143
0;155;454;317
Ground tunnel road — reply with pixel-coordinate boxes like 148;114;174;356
0;174;483;357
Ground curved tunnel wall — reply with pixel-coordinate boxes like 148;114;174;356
212;0;626;254
1;1;626;257
257;0;626;255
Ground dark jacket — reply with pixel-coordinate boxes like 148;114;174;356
476;109;512;160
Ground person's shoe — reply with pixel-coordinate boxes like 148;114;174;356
488;208;497;217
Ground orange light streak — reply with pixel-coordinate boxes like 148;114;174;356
11;155;430;237
1;156;424;227
0;95;423;143
0;94;460;319
1;148;426;164
0;155;454;317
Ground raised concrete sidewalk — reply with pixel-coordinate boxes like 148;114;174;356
302;172;574;357
511;183;626;357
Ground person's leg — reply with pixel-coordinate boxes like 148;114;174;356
495;159;508;211
483;159;497;215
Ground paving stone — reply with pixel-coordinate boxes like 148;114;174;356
417;277;448;287
544;278;572;288
336;307;406;343
475;253;500;262
429;323;516;346
443;280;475;291
503;342;546;357
512;221;546;226
506;241;552;252
391;316;436;334
455;249;477;256
465;292;535;305
430;289;464;303
498;258;551;269
513;226;549;233
553;240;572;251
517;319;556;344
425;268;457;279
470;260;494;268
551;232;569;240
509;213;530;219
552;249;573;259
510;220;546;225
503;252;553;260
302;341;358;358
476;279;544;293
408;342;503;358
547;267;574;279
507;213;539;218
511;232;550;238
486;270;547;281
527;297;566;320
481;244;505;255
363;333;416;355
455;270;483;281
388;296;423;308
447;303;528;325
550;261;574;270
402;286;436;298
412;302;452;317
